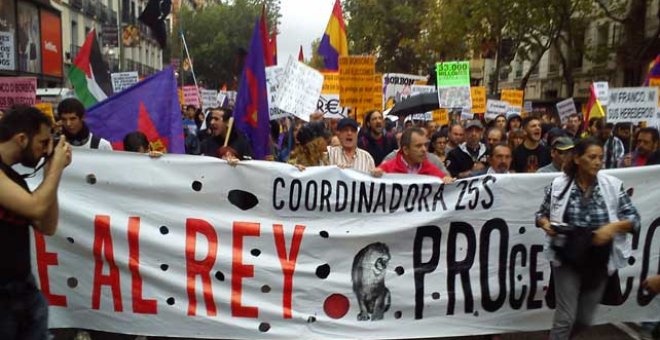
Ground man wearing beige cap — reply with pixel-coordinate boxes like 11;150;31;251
537;136;574;173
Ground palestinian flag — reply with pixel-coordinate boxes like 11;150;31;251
68;29;113;108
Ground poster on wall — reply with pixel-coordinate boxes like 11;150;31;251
40;10;62;77
0;0;16;71
17;1;41;74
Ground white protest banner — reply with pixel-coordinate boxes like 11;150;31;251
266;65;287;120
275;56;324;122
485;99;509;121
0;32;16;71
0;76;36;109
594;82;609;106
217;91;227;107
607;87;659;124
182;85;200;108
27;150;660;339
436;61;472;109
317;94;348;119
200;89;219;110
111;71;139;93
556;98;578;124
382;73;427;110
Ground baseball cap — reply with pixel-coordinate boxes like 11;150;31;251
337;118;358;131
552;136;575;151
465;120;484;130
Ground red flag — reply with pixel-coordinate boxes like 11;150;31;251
298;45;305;62
270;29;278;65
260;6;275;67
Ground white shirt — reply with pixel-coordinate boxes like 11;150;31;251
327;146;375;173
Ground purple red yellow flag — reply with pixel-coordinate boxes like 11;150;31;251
317;0;348;71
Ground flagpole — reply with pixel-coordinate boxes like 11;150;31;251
180;31;200;104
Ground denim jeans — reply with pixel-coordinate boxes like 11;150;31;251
0;275;49;340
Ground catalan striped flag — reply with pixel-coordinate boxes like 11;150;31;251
317;0;348;71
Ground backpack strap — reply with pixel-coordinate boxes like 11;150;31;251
90;135;101;149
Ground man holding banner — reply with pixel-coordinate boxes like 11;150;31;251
0;106;72;340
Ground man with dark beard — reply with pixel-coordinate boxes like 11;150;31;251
358;110;397;166
200;107;253;160
0;106;72;340
57;98;113;150
512;116;551;173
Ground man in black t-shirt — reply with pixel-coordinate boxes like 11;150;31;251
0;106;71;340
512;116;551;173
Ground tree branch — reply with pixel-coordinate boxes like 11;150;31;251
594;0;627;23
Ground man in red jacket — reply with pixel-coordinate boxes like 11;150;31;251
378;127;453;182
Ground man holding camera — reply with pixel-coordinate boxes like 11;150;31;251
0;106;72;339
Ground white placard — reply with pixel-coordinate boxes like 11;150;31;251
111;71;139;93
266;65;287;120
607;87;659;124
200;89;218;110
485;99;509;121
274;56;324;122
317;93;348;119
593;82;609;106
0;32;16;71
556;98;578;124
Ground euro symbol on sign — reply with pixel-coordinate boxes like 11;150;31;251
326;99;340;114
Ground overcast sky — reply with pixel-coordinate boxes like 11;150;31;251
277;0;336;65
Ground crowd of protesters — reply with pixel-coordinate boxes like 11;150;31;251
2;98;660;340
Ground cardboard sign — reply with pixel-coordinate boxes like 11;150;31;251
317;94;348;119
607;87;659;124
266;65;287;120
0;77;37;109
111;72;139;93
339;56;376;111
556;98;578;124
485;100;509;122
593;82;609;106
382;73;427;109
182;85;200;108
470;87;487;113
374;73;383;110
321;72;340;94
501;89;524;108
433;108;449;126
200;89;219;110
274;56;324;122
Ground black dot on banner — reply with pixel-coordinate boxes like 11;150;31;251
395;266;405;276
66;237;74;244
628;256;636;266
160;264;169;271
228;190;259;211
159;226;169;235
167;297;176;305
519;227;526;234
261;285;271;293
320;231;329;238
215;271;225;281
473;311;479;317
251;249;261;257
394;311;402;319
316;264;331;279
517;274;523;281
86;174;97;185
432;292;440;300
543;286;548;291
307;316;316;323
626;187;634;197
67;277;78;288
192;181;203;192
258;322;270;332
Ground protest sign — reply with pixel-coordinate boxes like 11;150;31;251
26;151;660;339
500;89;524;108
0;77;36;109
274;56;324;122
485;100;509;122
607;87;659;124
460;107;474;121
321;72;340;94
317;94;348;119
470;87;487;113
524;101;533;114
436;61;471;109
34;102;54;121
339;56;376;112
556;98;578;124
0;32;16;71
200;89;219;110
177;88;184;107
374;74;383;110
433;108;449;126
182;85;200;108
593;82;609;106
111;72;139;93
216;91;227;107
266;65;287;120
382;73;427;110
649;78;660;112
